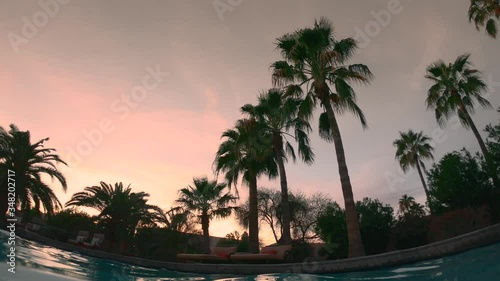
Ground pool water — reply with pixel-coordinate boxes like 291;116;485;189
0;230;499;280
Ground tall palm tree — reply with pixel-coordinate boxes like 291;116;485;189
425;53;499;189
176;177;238;253
271;17;374;257
468;0;500;38
393;130;435;210
66;182;160;253
214;118;278;253
240;88;314;244
0;124;67;221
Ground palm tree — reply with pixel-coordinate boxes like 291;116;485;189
397;194;425;221
0;124;67;221
393;130;435;210
271;17;373;257
176;177;238;253
425;53;499;189
398;194;417;216
155;206;197;233
240;88;314;244
468;0;500;38
214;118;278;253
65;182;160;253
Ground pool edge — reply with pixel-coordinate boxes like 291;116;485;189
5;223;500;275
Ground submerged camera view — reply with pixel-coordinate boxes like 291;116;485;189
1;0;500;280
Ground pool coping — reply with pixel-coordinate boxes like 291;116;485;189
9;223;500;275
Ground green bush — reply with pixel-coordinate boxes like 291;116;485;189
316;198;394;258
428;149;494;214
391;216;429;250
215;232;248;252
46;208;96;235
216;238;239;247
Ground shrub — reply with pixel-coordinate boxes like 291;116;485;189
391;216;429;250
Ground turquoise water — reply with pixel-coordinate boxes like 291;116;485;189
0;230;499;280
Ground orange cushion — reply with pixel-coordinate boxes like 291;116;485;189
211;246;237;257
261;249;277;255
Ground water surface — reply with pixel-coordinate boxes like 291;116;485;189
1;230;499;280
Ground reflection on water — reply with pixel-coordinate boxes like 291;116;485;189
0;230;499;281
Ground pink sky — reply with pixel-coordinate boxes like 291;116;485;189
1;0;500;244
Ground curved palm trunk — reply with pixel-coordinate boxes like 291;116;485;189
459;105;500;189
415;161;432;214
248;170;260;253
271;227;280;243
273;133;292;245
323;100;366;257
268;217;280;244
201;211;210;254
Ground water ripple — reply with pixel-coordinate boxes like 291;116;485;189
1;230;499;281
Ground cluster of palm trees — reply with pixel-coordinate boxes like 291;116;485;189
394;53;499;214
65;182;160;252
214;18;374;256
1;1;498;259
397;195;426;221
63;177;239;253
211;3;500;256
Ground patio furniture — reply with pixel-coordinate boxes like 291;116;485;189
26;217;45;232
26;223;41;232
83;233;104;248
68;230;90;244
230;244;293;263
176;246;238;263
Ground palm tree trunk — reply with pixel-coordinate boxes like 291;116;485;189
273;133;292;245
0;187;8;222
323;101;366;258
248;170;260;253
415;161;432;214
460;106;500;189
0;174;7;221
0;201;7;221
201;212;210;254
109;225;120;253
17;175;29;228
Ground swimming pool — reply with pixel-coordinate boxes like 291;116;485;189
0;230;499;280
